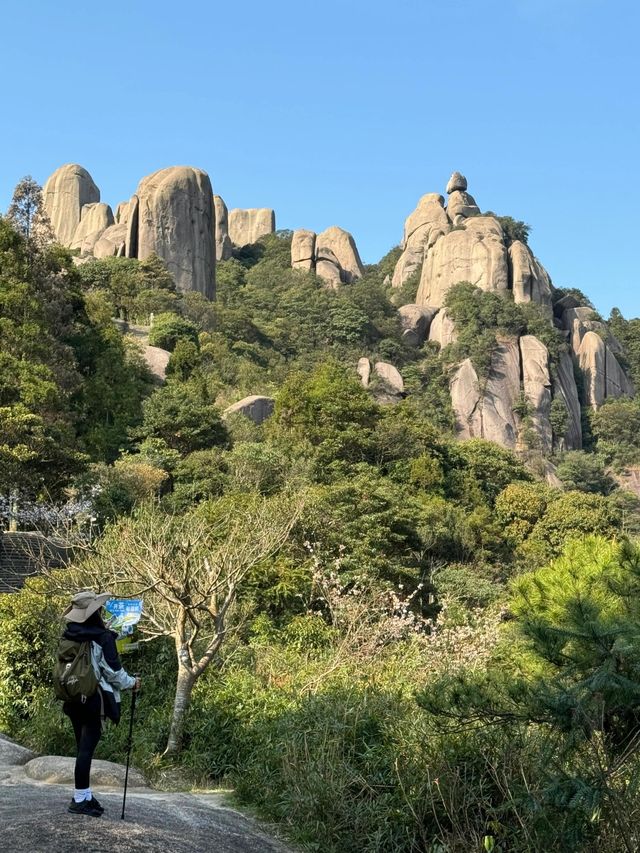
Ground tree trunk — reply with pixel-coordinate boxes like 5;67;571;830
164;664;197;756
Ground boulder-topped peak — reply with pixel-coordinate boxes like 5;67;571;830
446;171;467;194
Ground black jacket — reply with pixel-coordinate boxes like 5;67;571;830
63;622;128;723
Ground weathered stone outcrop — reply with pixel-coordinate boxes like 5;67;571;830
115;200;131;224
450;340;521;448
374;362;404;394
223;395;275;424
553;351;583;450
125;194;139;258
70;203;114;253
228;208;275;247
391;194;450;288
93;223;127;258
398;304;437;347
291;226;364;286
315;246;342;287
291;229;316;272
562;306;602;353
450;359;482;439
578;331;634;408
315;226;364;284
357;357;371;387
43;164;100;245
417;216;509;308
446;171;467;194
520;335;552;453
509;241;553;314
213;195;233;261
447;190;480;222
428;309;457;348
142;345;170;381
136;167;215;299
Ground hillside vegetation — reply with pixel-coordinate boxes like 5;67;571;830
2;198;640;852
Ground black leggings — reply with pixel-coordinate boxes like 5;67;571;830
63;696;102;789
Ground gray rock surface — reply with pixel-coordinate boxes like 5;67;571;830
126;194;139;258
0;741;292;853
315;245;343;287
391;193;450;289
398;304;437;347
446;171;468;194
428;308;457;348
136;167;215;299
228;208;275;247
43;164;100;246
25;755;147;788
450;340;522;448
214;195;233;261
70;202;114;253
223;395;275;424
357;357;371;387
446;190;480;221
520;335;552;453
417;216;509;308
509;241;553;314
143;345;171;382
563;306;601;353
450;358;482;439
115;200;131;224
374;362;404;394
93;223;128;258
0;736;36;766
553;351;583;450
291;229;316;272
315;226;364;284
479;338;522;448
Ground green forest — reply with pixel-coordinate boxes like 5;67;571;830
3;180;640;852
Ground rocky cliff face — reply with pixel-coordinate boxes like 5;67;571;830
390;171;634;453
136;167;215;299
290;225;364;286
38;162;636;459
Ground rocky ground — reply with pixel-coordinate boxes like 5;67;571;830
0;734;293;853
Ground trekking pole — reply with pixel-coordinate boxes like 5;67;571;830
121;677;139;820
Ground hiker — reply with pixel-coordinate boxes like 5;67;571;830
59;590;140;817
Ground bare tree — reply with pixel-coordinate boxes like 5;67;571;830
66;496;303;755
7;176;53;245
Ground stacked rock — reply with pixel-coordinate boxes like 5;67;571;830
445;171;480;223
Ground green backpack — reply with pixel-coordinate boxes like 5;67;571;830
53;638;99;702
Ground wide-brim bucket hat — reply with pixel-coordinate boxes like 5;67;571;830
63;590;112;623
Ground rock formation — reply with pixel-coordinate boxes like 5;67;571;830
398;305;437;347
136;167;215;299
520;335;553;453
315;227;364;284
450;340;521;448
223;395;275;424
391;193;450;288
374;362;404;395
428;309;457;348
357;357;371;387
291;229;316;272
213;195;233;261
508;241;553;314
290;225;364;286
577;331;634;408
228;208;275;247
43;164;100;246
417;215;509;308
553;351;583;450
70;203;114;254
93;223;127;258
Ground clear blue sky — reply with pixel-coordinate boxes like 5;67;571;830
1;0;638;317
